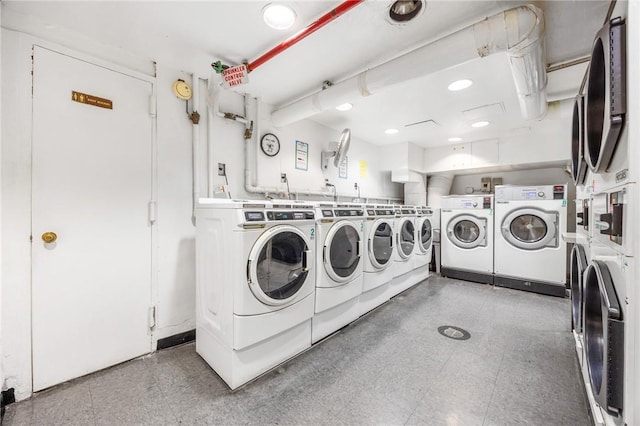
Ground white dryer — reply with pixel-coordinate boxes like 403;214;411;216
494;185;568;297
412;206;433;283
313;202;364;343
440;195;494;285
195;199;316;389
583;241;635;423
359;204;395;316
388;205;418;297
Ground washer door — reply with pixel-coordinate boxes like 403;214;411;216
417;217;433;254
446;214;486;249
583;260;624;414
570;244;588;333
585;18;626;173
571;95;588;185
501;208;558;250
396;218;415;259
368;219;393;270
248;225;311;306
324;221;361;283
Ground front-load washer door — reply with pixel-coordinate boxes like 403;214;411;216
501;208;558;250
417;217;433;254
585;18;626;173
368;219;393;270
248;225;312;306
446;214;486;249
583;260;624;414
570;244;588;333
324;221;361;283
396;218;415;259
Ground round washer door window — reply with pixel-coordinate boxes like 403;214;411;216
418;218;432;253
501;208;557;250
325;221;361;283
446;214;486;249
397;218;415;259
369;220;393;269
248;225;311;305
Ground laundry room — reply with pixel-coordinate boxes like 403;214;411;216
1;1;639;425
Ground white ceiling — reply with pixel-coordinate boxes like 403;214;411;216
2;0;611;148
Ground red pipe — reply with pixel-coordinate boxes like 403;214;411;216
247;0;365;72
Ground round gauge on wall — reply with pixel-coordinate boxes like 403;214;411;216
172;80;192;100
260;133;280;157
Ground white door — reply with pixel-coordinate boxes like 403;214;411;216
32;46;153;391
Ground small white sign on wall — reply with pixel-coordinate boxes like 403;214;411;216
295;140;308;171
339;156;348;179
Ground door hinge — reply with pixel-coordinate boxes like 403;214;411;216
148;200;157;225
148;306;156;329
149;94;157;117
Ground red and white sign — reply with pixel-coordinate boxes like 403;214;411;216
221;64;249;88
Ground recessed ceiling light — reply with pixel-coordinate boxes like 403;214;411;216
471;121;490;128
388;0;424;23
385;128;399;135
448;137;462;142
448;79;473;91
336;103;353;111
263;3;296;30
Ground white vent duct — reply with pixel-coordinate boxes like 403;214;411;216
427;173;454;208
272;4;547;126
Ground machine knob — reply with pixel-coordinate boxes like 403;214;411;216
42;231;57;243
472;202;478;207
538;192;545;197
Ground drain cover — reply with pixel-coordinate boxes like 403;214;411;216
437;325;471;340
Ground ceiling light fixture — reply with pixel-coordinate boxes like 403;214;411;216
388;0;424;23
448;137;462;142
447;79;473;91
471;121;490;128
335;103;353;111
385;128;399;135
263;3;296;30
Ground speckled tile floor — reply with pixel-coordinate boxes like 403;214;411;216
3;276;589;425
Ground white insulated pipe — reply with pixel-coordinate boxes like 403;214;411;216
427;173;455;208
191;75;201;225
271;4;547;126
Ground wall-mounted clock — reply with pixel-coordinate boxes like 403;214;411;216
260;133;280;157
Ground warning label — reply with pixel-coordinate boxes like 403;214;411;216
222;64;249;88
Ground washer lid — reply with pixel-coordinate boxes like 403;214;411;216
570;243;588;333
417;217;432;254
446;214;486;249
571;95;588;185
247;225;311;306
501;208;558;250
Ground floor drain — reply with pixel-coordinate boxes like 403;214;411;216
437;325;471;340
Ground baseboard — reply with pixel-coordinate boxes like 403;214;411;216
157;329;196;350
1;388;16;420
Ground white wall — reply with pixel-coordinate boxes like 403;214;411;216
0;27;402;400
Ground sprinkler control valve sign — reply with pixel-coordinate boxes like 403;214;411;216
222;65;249;88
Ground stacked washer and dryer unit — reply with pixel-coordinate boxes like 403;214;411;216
570;4;639;425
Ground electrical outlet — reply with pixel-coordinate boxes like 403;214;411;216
218;163;226;176
281;173;287;183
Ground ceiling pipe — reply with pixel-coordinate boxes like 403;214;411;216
272;4;547;126
248;0;365;73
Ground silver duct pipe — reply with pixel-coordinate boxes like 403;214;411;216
272;4;547;126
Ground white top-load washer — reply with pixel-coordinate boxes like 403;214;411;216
412;206;434;282
312;202;364;343
359;204;395;316
195;199;316;389
494;185;568;297
388;205;418;297
440;195;494;285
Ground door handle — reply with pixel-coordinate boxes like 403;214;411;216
42;232;57;243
